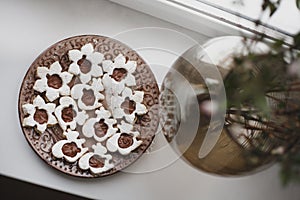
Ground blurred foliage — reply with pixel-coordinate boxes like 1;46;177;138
226;0;300;186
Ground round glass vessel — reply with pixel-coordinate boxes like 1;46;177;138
160;36;276;176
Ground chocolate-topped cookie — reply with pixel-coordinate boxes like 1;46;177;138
18;35;159;177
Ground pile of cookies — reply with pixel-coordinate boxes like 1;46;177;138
21;43;148;174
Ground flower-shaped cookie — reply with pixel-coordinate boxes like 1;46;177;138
22;95;57;133
33;61;73;102
102;54;137;95
82;107;117;142
52;129;88;163
106;121;142;155
54;97;89;131
68;43;104;84
111;87;147;123
78;143;114;174
71;78;104;110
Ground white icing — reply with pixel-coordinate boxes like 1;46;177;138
54;96;88;131
102;73;125;101
33;61;73;102
111;87;147;123
68;43;104;84
51;129;88;163
106;121;142;155
22;95;57;133
71;78;104;110
82;107;117;142
102;54;137;95
78;143;114;174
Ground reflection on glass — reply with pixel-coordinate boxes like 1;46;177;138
160;36;274;176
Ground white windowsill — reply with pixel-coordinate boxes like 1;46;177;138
110;0;299;44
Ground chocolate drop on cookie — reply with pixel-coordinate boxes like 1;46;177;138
118;133;134;148
121;97;136;114
77;55;92;74
89;155;105;168
47;74;63;89
61;105;76;122
33;109;48;124
62;142;81;157
81;89;96;106
112;68;127;82
94;119;108;137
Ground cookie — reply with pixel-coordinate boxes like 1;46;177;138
71;78;104;110
22;95;57;133
52;129;88;163
33;61;73;102
102;54;137;94
54;96;88;131
82;107;118;142
78;143;114;174
111;87;147;123
18;35;159;177
68;43;104;84
106;121;142;155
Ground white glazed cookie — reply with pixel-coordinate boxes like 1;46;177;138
106;121;142;155
33;61;73;102
102;54;137;95
54;97;88;131
78;143;114;174
51;129;88;163
71;78;104;110
111;87;147;123
22;95;57;133
82;107;118;142
68;43;104;84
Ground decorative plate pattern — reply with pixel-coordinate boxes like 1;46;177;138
18;35;159;178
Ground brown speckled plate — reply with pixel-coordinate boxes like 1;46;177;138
18;35;159;178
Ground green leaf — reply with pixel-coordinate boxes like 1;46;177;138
297;0;300;10
269;3;277;16
262;0;281;17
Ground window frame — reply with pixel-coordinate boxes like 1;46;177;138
110;0;294;44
